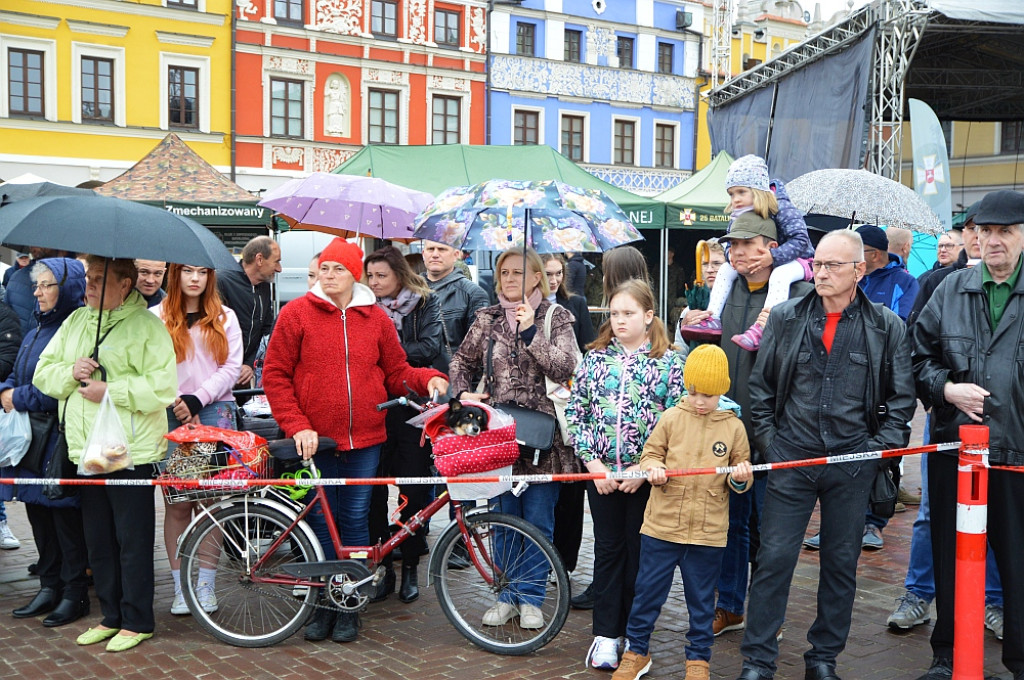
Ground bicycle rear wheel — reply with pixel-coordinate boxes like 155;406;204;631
178;502;319;647
431;511;570;655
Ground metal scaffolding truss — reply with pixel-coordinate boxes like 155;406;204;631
708;0;733;90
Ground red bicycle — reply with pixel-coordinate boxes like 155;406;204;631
173;395;570;654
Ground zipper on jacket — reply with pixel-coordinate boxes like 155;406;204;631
341;309;355;449
249;284;258;358
613;350;636;472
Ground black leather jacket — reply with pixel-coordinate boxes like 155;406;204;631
426;269;489;372
750;287;915;457
913;263;1024;465
399;293;445;369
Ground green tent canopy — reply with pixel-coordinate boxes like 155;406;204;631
333;144;665;229
656;151;734;230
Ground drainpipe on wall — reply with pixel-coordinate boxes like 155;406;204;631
230;6;238;183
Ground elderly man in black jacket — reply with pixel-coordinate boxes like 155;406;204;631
912;190;1024;680
735;229;915;680
217;236;280;386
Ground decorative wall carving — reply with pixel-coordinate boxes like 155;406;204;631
364;69;408;85
312;147;356;173
585;25;616;62
491;56;696;109
266;56;314;75
236;0;258;16
324;74;350;137
469;7;486;52
314;0;363;35
429;75;470;92
272;146;305;164
581;164;692;196
407;0;428;45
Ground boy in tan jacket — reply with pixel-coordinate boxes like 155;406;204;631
613;344;752;680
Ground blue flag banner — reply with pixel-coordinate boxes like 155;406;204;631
909;98;953;230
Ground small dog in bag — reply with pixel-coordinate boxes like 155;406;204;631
445;398;488;437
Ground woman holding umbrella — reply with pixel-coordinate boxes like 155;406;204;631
451;247;580;630
0;258;89;628
33;256;177;652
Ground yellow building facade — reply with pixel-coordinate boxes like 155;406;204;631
0;0;232;186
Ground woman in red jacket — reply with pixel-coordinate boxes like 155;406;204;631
262;238;448;645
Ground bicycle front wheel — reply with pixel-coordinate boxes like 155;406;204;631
431;511;570;655
178;503;319;647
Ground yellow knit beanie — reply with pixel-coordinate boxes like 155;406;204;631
684;344;731;395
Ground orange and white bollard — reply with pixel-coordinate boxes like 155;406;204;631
953;424;989;679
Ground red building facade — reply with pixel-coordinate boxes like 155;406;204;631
233;0;487;190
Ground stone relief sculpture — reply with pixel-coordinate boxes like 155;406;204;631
315;0;363;35
324;74;350;137
469;8;486;51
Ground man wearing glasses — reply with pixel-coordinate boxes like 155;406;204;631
934;230;964;268
735;229;915;680
134;260;167;308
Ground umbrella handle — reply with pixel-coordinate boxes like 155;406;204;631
79;363;108;388
694;240;710;287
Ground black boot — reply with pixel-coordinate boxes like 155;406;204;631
42;595;90;627
570;583;594;610
303;604;338;642
370;565;396;603
331;611;360;643
447;542;471;570
13;587;60;618
399;564;419;603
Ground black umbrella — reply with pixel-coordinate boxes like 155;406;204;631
0;181;95;207
0;194;240;367
0;194;238;270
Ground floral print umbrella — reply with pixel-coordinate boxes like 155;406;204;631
412;179;643;253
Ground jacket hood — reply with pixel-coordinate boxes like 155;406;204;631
37;257;86;325
308;280;376;310
426;268;467;290
81;288;148;329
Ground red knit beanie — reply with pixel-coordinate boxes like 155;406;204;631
318;238;364;281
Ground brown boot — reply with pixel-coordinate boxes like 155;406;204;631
686;659;711;679
612;650;652;680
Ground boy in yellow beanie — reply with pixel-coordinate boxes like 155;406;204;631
613;344;752;680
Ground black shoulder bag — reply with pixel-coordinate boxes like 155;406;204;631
42;398;76;501
482;330;557;465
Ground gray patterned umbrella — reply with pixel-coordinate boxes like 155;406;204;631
786;168;944;235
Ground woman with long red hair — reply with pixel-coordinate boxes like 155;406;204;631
153;263;242;616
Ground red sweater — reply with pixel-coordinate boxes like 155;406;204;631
263;284;445;451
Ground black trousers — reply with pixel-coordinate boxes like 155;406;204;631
368;408;431;566
26;503;90;599
79;464;156;633
929;452;1024;672
552;481;585;573
587;482;650;639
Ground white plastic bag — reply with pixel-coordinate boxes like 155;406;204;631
0;410;32;468
78;390;132;475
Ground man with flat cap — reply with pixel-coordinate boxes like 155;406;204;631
912;189;1024;680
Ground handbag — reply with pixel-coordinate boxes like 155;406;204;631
19;412;58;475
42;400;77;501
868;458;900;519
478;329;556;464
541;304;582;442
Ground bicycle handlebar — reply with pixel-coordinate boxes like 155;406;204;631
376;389;442;413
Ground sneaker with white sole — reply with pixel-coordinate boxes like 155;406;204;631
611;650;652;680
519;603;544;629
887;591;931;630
586;635;621;670
170;590;189;615
0;520;20;550
196;581;218;613
986;604;1004;641
482;602;518;626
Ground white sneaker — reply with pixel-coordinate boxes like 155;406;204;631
197;581;218;613
585;635;621;669
0;521;20;550
482;602;518;626
519;603;544;629
170;590;189;615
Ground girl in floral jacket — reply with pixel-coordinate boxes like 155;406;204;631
565;279;686;671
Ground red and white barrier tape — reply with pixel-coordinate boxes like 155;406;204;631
0;442;961;488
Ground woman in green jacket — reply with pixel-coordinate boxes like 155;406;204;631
34;255;177;653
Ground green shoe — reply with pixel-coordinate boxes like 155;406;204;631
76;627;119;646
105;632;153;652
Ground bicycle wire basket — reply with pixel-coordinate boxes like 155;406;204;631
159;424;271;503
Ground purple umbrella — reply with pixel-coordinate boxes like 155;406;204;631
258;172;434;242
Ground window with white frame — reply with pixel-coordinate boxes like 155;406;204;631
159;53;210;133
614;119;636;165
372;0;398;37
514;109;539;145
655;124;675;168
561;114;585;161
270;78;304;138
274;0;305;25
7;48;43;117
432;95;460;144
368;88;400;144
434;9;460;47
71;43;126;127
1000;121;1022;155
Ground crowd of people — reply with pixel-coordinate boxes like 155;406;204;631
0;167;1020;680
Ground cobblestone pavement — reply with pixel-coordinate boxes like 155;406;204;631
0;409;1009;679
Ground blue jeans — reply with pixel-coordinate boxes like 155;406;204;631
305;445;382;560
627;535;723;661
491;480;560;608
717;488;753;615
0;500;6;523
904;449;1003;606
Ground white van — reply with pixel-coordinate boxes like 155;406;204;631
275;231;336;304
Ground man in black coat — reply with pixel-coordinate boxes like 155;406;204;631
736;229;915;680
217;236;280;386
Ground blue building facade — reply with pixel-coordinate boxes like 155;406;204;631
487;0;699;195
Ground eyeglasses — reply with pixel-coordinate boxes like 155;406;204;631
937;243;963;250
810;261;859;273
31;283;59;292
137;269;166;279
